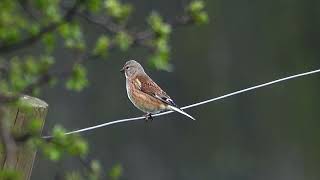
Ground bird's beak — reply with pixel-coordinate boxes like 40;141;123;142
120;67;125;73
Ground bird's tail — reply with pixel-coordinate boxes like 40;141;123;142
168;105;196;120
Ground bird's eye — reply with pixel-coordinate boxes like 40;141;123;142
126;66;130;70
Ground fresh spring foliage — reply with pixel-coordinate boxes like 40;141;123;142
66;64;89;91
0;0;208;179
187;0;209;24
147;12;172;70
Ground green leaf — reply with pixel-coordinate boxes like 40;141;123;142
147;36;172;71
115;31;133;51
59;23;85;50
24;56;38;75
105;0;133;21
187;0;205;12
7;55;55;93
154;38;170;53
0;169;22;180
7;55;55;94
46;3;61;22
88;160;101;180
52;125;67;141
149;52;172;71
109;164;123;180
67;138;88;156
147;12;171;37
90;160;101;174
93;35;110;57
85;0;103;12
66;64;89;91
42;33;56;52
43;143;61;161
39;125;90;161
0;27;21;43
27;118;43;134
34;0;48;9
33;0;61;22
186;0;209;25
194;11;209;24
29;23;40;35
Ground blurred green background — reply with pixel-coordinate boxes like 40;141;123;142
32;0;320;179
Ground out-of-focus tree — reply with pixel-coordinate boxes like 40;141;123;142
0;0;208;179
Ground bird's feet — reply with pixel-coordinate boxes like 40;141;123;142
144;113;153;122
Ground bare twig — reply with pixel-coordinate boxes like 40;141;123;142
0;94;19;105
78;157;106;178
170;14;192;26
77;11;123;33
76;10;193;50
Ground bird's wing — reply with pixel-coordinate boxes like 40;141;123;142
134;74;177;107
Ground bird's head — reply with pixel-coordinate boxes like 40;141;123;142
120;60;145;79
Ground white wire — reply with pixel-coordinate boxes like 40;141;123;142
42;68;320;139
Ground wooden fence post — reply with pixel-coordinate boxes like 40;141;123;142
0;95;48;180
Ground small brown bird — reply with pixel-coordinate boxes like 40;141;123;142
121;60;195;121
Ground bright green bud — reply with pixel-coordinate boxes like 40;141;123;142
115;31;133;51
188;0;205;12
66;64;89;91
93;35;110;57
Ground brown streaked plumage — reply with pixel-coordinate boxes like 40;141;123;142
121;60;195;120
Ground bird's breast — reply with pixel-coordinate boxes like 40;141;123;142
126;80;166;113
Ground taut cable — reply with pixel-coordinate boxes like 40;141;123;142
42;68;320;139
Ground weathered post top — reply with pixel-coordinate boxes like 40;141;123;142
0;95;48;180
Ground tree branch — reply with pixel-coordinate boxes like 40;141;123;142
5;13;193;96
76;11;193;49
0;94;19;105
0;0;84;54
76;11;123;33
0;4;196;103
